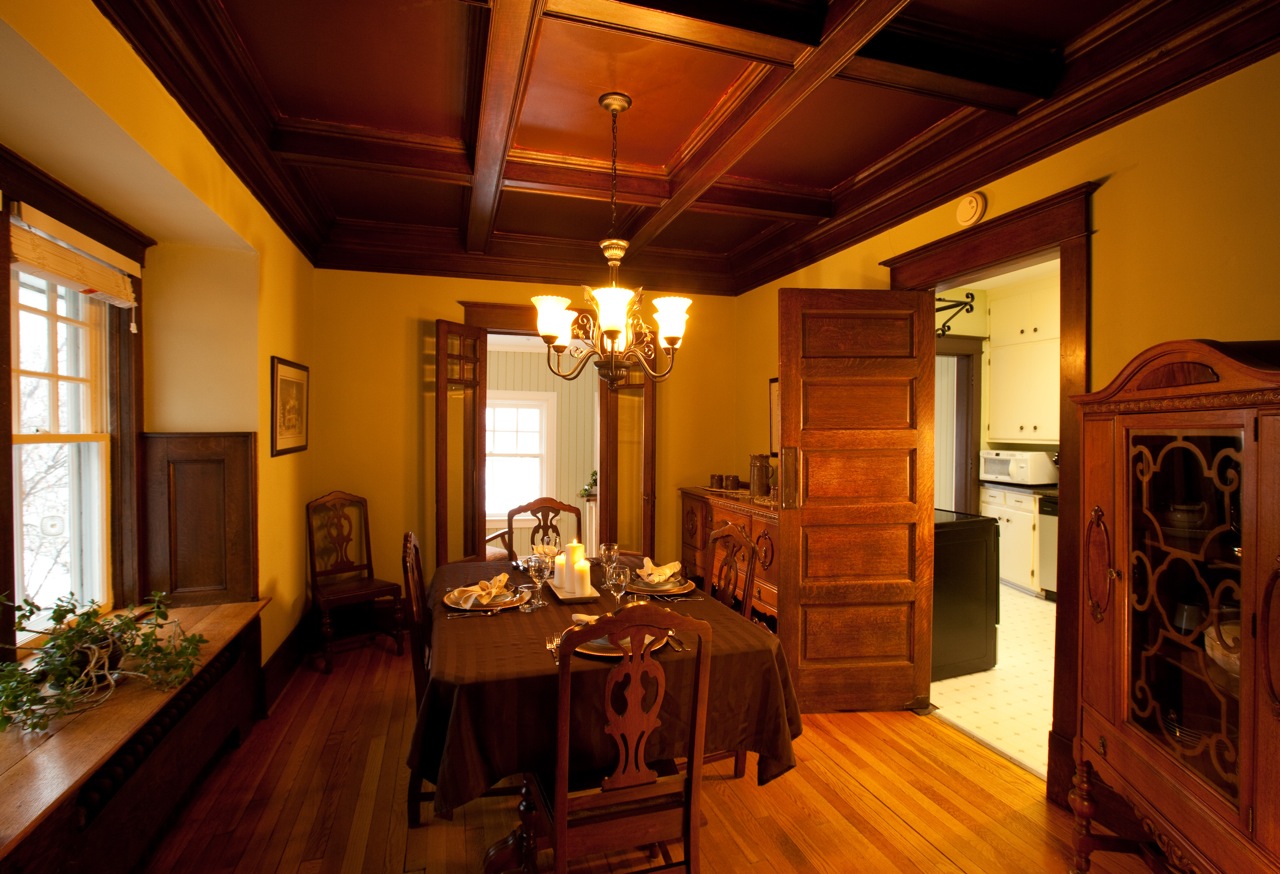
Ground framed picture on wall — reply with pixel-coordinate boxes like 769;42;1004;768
271;356;309;456
769;377;780;458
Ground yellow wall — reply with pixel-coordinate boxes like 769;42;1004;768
2;0;317;659
6;0;1280;662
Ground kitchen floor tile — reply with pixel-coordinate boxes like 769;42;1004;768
929;583;1057;778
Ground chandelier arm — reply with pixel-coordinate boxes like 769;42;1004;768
623;345;676;382
545;344;600;381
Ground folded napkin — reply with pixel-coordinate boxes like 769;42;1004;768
532;543;559;557
570;613;598;626
454;573;510;608
638;557;682;584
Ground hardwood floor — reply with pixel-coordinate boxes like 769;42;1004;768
144;640;1149;874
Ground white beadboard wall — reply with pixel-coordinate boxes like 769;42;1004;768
487;350;598;537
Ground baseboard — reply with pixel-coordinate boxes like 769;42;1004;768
262;618;309;713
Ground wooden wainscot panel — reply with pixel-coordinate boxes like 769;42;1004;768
143;433;258;605
800;312;915;358
803;379;914;430
804;448;915;505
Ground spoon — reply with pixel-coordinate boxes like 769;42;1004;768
666;629;686;652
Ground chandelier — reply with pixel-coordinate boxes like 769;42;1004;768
532;92;690;390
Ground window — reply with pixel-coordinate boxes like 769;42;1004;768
11;267;109;613
485;391;556;519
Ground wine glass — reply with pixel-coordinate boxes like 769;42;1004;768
600;542;619;577
537;532;561;607
521;553;546;612
605;565;629;613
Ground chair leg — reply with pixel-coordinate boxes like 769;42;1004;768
733;750;747;779
408;775;422;828
392;596;406;655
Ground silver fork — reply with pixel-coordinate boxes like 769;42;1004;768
545;633;562;665
446;608;500;619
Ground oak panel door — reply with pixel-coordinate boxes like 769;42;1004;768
778;288;934;712
434;320;487;567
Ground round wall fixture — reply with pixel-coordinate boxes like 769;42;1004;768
956;191;987;226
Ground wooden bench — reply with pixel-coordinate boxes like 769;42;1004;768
0;601;266;873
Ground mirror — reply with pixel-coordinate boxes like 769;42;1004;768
434;304;656;567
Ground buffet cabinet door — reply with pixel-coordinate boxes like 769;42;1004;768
1079;415;1118;722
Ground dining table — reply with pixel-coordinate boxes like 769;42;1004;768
407;557;803;822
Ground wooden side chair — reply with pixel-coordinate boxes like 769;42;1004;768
498;496;582;560
403;531;435;827
304;490;404;673
705;522;760;778
522;603;713;874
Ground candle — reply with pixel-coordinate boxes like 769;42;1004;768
573;558;591;596
554;554;566;591
567;539;585;566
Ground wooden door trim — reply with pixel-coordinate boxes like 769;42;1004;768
883;184;1095;807
937;335;984;515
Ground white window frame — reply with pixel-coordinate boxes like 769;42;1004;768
10;266;110;624
485;390;557;525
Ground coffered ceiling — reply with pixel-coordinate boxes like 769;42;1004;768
93;1;1280;295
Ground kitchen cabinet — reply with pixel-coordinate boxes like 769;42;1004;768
979;485;1038;593
1070;340;1280;873
679;488;778;624
933;510;999;681
988;287;1060;443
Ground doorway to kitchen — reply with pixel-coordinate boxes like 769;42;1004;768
929;257;1062;778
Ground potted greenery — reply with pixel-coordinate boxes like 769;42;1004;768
0;592;206;732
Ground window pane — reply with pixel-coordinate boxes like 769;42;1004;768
18;310;49;372
516;407;540;430
494;407;518;431
18;273;48;308
18;376;51;433
58;321;88;378
59;381;90;433
516;431;540;454
486;456;541;516
15;441;105;607
492;430;517;454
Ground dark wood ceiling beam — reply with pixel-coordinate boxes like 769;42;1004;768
465;0;545;254
272;119;474;183
543;0;809;65
626;0;911;252
835;56;1037;114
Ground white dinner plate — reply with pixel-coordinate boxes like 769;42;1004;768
627;576;694;595
574;633;668;658
443;587;529;611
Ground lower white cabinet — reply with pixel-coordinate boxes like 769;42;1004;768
979;486;1038;593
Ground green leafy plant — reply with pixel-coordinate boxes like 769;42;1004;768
578;469;598;497
0;592;207;732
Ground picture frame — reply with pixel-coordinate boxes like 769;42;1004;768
271;356;309;456
769;377;780;458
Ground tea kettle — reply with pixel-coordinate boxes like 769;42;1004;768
749;454;776;498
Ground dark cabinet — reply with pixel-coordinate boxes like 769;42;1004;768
932;509;999;681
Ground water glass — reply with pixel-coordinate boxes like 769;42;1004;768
600;542;619;575
522;554;548;611
605;565;630;612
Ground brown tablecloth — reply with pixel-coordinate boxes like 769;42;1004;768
408;559;802;817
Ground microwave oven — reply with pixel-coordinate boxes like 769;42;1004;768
979;450;1059;485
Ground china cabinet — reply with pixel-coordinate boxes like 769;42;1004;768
1070;340;1280;873
680;488;778;622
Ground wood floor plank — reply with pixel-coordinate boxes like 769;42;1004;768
145;641;1155;874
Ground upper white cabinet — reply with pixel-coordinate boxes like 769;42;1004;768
988;282;1060;443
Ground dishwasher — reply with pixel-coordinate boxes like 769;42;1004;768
1038;493;1058;599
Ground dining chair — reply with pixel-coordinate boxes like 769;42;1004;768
499;496;582;560
521;603;713;874
304;491;404;673
402;531;435;827
705;522;759;779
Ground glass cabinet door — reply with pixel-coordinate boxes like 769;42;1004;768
1127;427;1244;805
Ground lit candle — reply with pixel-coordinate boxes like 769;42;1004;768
573;558;592;596
567;539;585;566
554;554;566;591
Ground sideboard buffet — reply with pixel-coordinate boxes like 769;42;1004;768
1070;340;1280;873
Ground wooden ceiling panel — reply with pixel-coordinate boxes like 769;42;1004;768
517;18;751;169
304;166;466;227
93;0;1280;294
730;77;956;190
220;0;473;138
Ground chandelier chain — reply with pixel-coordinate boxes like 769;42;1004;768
609;107;619;237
